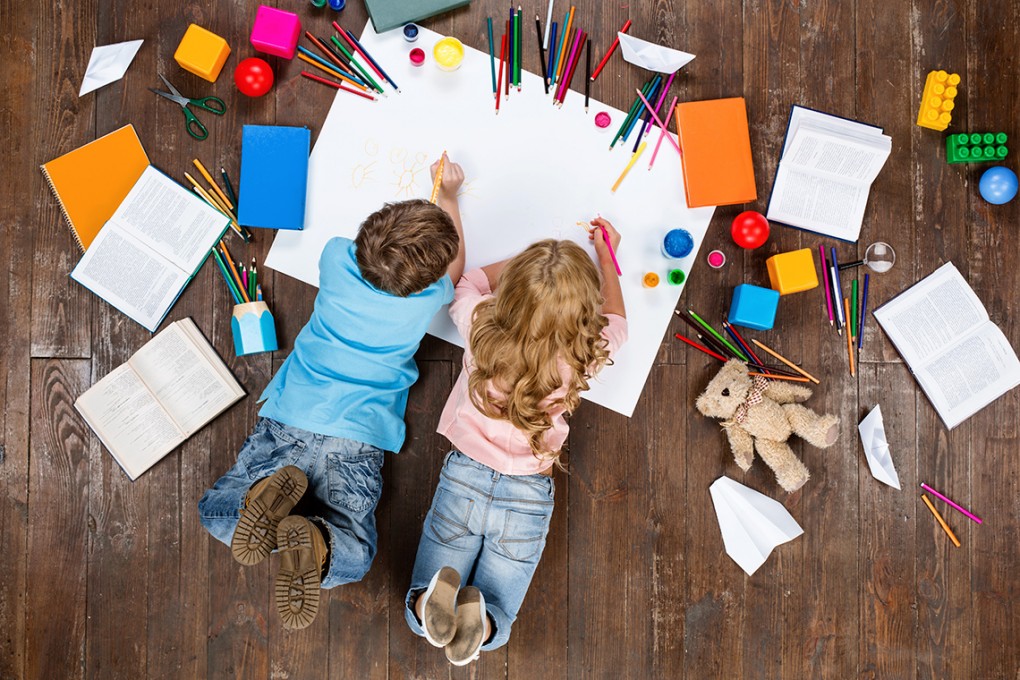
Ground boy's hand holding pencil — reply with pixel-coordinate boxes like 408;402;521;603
429;153;464;202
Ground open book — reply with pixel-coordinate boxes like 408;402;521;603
767;106;892;242
874;262;1020;429
75;318;244;480
71;165;230;331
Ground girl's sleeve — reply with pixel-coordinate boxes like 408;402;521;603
448;268;493;339
601;313;629;359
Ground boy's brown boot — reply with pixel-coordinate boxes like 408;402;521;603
230;466;308;566
275;515;329;630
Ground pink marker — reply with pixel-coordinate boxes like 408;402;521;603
820;245;833;326
599;226;622;276
921;483;983;524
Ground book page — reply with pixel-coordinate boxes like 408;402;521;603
766;167;867;240
70;225;190;332
74;364;185;480
781;126;891;184
128;320;244;435
914;324;1020;429
111;166;228;273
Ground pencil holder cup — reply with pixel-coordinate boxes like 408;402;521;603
232;301;278;356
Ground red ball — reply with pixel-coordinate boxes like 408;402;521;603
234;57;274;97
731;210;770;249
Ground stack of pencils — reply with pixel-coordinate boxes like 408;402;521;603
820;245;870;376
298;23;399;101
185;159;251;242
211;239;263;305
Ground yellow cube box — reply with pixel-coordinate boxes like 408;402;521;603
174;24;231;82
766;248;818;295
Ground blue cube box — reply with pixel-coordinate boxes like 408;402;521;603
728;284;780;331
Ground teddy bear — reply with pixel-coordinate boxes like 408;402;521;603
695;359;839;493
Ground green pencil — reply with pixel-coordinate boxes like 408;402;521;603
211;248;244;304
687;308;748;361
851;279;858;340
330;35;383;93
611;79;654;149
514;6;522;88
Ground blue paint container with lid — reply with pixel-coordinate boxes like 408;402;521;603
403;23;420;42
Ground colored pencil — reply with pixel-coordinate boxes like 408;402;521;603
513;7;521;89
611;141;647;193
300;71;377;101
221;168;238;207
675;333;727;362
610;79;652;149
820;245;833;327
751;339;820;384
329;35;383;94
186;172;232;217
551;9;568;85
831;247;845;333
596;224;621;275
547;22;557;86
560;29;586;104
675;311;743;361
922;494;961;547
748;372;811;383
858;273;869;350
336;24;398;92
317;35;359;75
624;75;660;144
584;37;591;111
724;324;763;372
191;187;244;241
305;32;348;70
430;152;446;204
722;321;767;368
634;88;682;155
649;97;678;169
250;259;257;301
488;18;497;97
554;27;584;103
536;15;549;95
687;309;748;361
590;18;631;82
256;283;263;301
211;248;243;304
645;72;676;138
544;0;554;49
921;483;983;524
193;159;233;210
505;19;511;96
219;242;250;303
851;279;859;342
298;45;366;89
496;33;506;112
241;264;248;295
556;7;575;83
631;77;664;151
517;6;523;89
845;298;855;376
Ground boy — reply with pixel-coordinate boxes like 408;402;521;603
199;155;465;629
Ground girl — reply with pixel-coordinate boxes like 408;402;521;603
404;218;627;665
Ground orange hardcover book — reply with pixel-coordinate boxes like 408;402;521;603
40;125;149;251
674;97;756;208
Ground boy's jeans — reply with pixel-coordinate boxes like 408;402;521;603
405;451;555;651
198;417;385;588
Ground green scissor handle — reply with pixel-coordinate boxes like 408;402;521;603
181;107;209;140
189;96;226;115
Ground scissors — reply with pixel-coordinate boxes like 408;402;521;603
149;74;226;140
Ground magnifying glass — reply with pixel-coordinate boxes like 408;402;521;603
838;242;896;273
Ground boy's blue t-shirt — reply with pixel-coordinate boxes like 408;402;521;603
258;236;454;452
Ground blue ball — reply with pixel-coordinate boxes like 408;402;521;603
978;166;1018;205
663;228;694;259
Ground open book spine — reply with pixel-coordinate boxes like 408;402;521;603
40;165;86;252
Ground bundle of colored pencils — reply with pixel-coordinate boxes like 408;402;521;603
821;245;870;376
185;159;251;242
211;239;263;305
298;23;399;101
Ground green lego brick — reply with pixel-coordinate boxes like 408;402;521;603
946;132;1008;164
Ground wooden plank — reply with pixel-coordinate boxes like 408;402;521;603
25;360;92;680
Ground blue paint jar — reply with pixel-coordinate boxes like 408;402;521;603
403;23;420;42
662;228;694;259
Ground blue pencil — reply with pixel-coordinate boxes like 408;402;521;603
211;249;242;304
831;247;845;333
624;76;661;143
858;273;869;349
507;6;514;89
632;79;661;152
553;9;570;85
487;17;496;97
296;45;367;87
347;32;400;92
547;22;558;86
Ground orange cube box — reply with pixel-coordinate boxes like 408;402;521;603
766;248;818;295
174;24;231;82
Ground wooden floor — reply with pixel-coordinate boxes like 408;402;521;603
3;0;1019;678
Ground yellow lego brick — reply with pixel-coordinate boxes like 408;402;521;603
766;248;818;295
917;70;960;132
174;24;231;83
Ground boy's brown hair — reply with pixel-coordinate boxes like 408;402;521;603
354;199;459;297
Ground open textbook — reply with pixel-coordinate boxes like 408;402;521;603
874;262;1020;429
767;106;892;242
75;318;244;480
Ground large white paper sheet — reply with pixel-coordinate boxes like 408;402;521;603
266;22;715;417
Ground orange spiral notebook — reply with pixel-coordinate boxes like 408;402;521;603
674;97;757;209
40;125;150;251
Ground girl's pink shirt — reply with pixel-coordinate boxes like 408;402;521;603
437;268;628;475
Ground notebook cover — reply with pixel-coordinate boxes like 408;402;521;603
363;0;472;33
40;125;150;251
237;125;310;231
674;98;757;209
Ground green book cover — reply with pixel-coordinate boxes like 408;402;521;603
364;0;472;33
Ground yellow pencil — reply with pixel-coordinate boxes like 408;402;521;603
750;339;820;384
297;53;370;93
430;151;446;204
922;494;961;547
845;297;855;376
611;142;646;193
186;172;235;219
193;159;234;211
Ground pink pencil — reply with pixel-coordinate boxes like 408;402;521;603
554;27;585;103
820;245;833;326
634;88;681;156
599;226;622;276
921;483;983;524
648;97;678;170
644;72;676;137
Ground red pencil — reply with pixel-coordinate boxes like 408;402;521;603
333;22;386;83
305;32;348;72
496;33;506;113
556;30;586;105
590;19;631;82
675;333;727;362
300;71;377;101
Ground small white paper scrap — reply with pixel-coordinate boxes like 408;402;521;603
617;33;695;74
80;40;144;96
858;404;900;489
709;476;804;576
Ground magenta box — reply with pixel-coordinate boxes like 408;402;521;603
250;6;301;59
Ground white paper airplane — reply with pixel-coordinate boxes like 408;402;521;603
858;404;900;489
617;33;695;74
709;476;804;576
80;40;144;96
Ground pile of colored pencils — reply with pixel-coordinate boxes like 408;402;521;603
820;246;870;376
185;159;251;242
298;23;399;101
211;239;262;305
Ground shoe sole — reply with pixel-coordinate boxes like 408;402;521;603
445;588;485;666
231;466;308;566
421;567;460;647
275;516;322;630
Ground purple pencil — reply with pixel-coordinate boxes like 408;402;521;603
649;96;679;169
921;482;983;524
644;71;676;137
554;26;584;103
820;245;833;326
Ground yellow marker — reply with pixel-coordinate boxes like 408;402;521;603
611;142;647;193
430;152;447;204
922;494;961;547
193;159;234;211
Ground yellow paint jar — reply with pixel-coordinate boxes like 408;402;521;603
433;37;465;71
643;272;660;288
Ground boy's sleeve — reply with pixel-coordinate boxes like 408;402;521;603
449;268;492;339
601;313;629;359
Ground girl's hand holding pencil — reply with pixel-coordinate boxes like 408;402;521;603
429;153;464;201
588;217;622;276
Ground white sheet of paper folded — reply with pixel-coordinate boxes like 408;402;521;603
617;33;695;74
79;40;143;96
709;476;804;576
858;404;900;489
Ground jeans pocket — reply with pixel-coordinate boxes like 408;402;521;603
497;509;549;563
428;489;474;545
238;419;307;480
326;448;384;513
